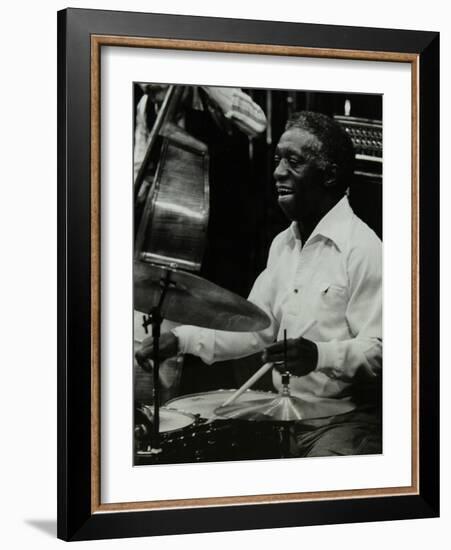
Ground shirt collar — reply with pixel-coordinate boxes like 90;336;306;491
289;195;354;251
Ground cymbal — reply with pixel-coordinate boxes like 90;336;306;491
215;393;355;422
134;261;270;332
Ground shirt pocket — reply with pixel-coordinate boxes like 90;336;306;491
315;281;348;330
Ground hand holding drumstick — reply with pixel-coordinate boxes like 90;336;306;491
220;320;317;409
262;321;318;377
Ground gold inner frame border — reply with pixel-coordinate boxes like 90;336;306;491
90;34;420;514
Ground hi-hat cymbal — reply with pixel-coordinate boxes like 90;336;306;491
215;393;355;422
134;261;270;332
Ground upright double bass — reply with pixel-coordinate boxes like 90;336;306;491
134;85;210;273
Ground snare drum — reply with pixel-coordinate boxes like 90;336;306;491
134;404;196;453
164;390;283;462
166;389;278;420
135;390;285;465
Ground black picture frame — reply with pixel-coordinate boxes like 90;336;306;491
57;7;439;541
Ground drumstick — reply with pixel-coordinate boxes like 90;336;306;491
220;362;274;409
220;319;317;409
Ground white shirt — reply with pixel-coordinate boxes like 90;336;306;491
174;196;382;405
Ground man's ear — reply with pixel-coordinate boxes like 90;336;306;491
322;163;338;189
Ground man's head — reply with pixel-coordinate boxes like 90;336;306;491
273;111;355;223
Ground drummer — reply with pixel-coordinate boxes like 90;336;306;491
136;111;382;458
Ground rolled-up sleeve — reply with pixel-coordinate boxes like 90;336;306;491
201;87;267;137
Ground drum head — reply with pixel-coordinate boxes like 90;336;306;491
166;389;277;419
142;405;195;433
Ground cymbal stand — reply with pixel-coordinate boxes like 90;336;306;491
278;330;294;458
277;372;294;457
142;269;173;454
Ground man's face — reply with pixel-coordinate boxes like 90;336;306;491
273;127;328;222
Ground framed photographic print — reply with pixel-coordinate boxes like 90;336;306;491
57;7;439;541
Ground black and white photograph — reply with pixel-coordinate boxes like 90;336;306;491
132;83;383;466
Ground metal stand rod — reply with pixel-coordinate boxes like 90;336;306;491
279;424;293;458
151;308;162;451
279;328;293;457
149;269;172;453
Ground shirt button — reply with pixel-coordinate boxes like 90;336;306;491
294;289;299;293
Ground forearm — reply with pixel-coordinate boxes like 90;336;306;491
201;86;267;137
173;325;271;365
315;337;382;382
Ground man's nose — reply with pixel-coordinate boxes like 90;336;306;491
273;159;288;180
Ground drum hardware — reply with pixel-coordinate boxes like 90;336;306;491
134;260;270;332
163;389;288;462
212;330;306;457
135;312;353;461
214;377;354;422
141;268;175;453
166;389;279;420
136;381;354;464
134;260;271;456
218;321;316;410
135;409;282;465
216;328;314;422
213;330;296;457
135;404;199;457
